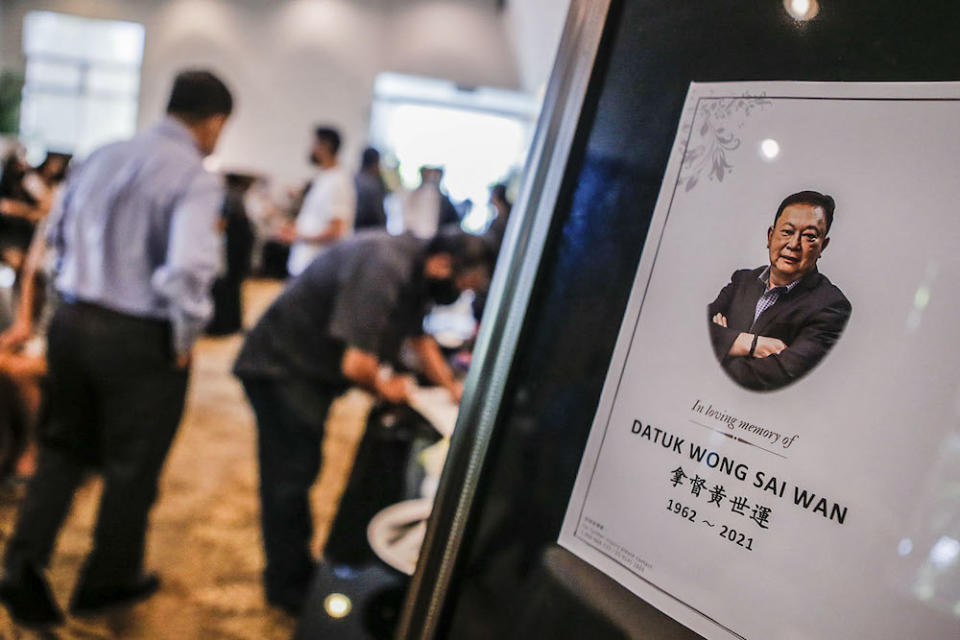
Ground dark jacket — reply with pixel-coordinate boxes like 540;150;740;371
707;266;851;391
354;172;387;229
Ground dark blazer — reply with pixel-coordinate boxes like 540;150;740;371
707;266;851;391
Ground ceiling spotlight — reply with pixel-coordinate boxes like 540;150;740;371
785;0;819;21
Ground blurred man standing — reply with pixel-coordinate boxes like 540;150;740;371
282;126;355;276
0;70;232;626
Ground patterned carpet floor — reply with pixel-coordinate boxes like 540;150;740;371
0;279;371;639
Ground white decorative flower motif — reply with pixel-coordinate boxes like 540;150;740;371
678;96;772;192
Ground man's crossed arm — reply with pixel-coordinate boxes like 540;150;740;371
709;303;850;391
711;314;787;359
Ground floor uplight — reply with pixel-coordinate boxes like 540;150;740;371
324;593;352;619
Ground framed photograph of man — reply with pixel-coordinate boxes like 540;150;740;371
559;82;960;640
707;189;851;391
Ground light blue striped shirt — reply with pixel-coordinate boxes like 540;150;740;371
48;116;223;356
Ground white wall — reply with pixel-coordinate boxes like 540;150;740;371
0;0;532;184
0;2;6;65
504;0;571;94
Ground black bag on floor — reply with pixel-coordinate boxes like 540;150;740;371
323;403;440;567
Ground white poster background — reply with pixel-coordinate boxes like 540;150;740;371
559;82;960;640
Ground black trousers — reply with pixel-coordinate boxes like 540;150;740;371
3;302;188;589
206;275;243;336
240;376;335;603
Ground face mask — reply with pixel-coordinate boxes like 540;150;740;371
426;277;460;305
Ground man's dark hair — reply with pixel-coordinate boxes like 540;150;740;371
38;152;72;184
360;146;380;170
314;126;342;154
774;190;836;233
166;70;233;121
427;228;495;276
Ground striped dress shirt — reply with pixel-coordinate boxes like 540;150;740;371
48;116;223;356
752;266;801;326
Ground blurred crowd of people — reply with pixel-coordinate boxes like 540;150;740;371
0;67;513;627
0;146;72;483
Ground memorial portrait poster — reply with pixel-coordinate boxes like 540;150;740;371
559;82;960;640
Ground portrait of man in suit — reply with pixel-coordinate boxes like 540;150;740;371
707;190;852;391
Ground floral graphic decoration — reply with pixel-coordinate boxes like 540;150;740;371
678;96;772;192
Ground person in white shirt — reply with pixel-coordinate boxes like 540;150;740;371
401;166;460;239
282;126;356;276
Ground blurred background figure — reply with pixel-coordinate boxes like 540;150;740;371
0;147;71;485
354;146;388;230
21;152;69;211
401;166;460;238
0;149;37;266
207;172;256;336
250;177;296;280
485;181;513;251
0;216;56;481
0;148;68;270
280;126;355;277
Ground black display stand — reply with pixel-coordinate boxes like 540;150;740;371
296;405;439;639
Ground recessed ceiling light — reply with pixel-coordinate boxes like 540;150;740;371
785;0;819;21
